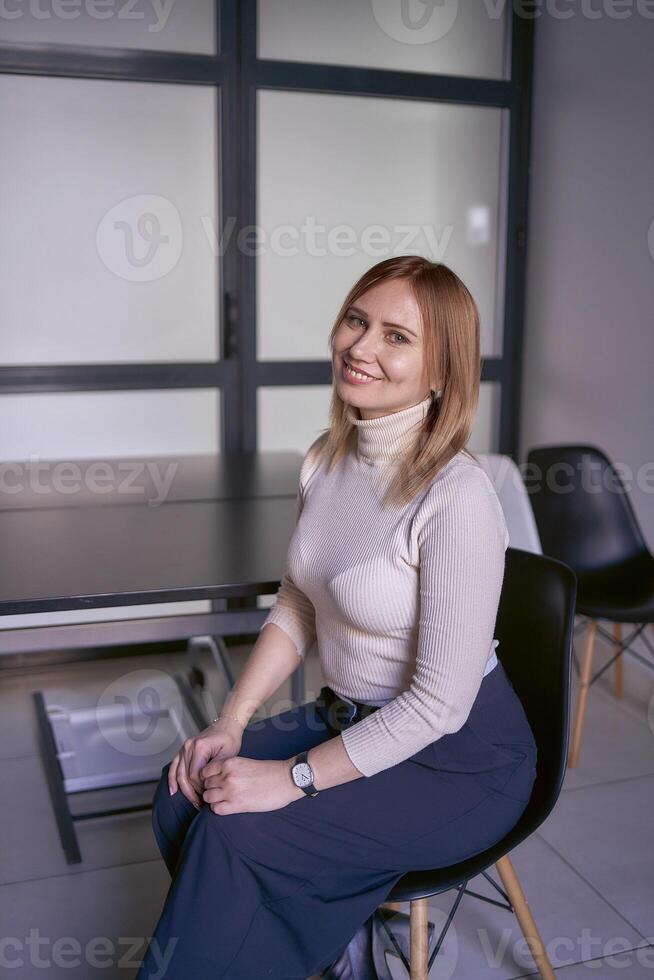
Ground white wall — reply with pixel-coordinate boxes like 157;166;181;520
520;9;654;705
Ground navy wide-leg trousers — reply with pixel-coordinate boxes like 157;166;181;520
136;661;537;980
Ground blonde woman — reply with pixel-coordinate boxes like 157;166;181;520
137;256;537;979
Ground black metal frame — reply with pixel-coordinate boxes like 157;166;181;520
376;867;516;975
572;616;654;685
0;1;534;457
34;687;168;864
33;663;219;864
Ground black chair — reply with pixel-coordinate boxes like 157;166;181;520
527;445;654;768
369;548;576;980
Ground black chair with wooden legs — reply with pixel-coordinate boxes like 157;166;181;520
527;445;654;768
371;548;576;980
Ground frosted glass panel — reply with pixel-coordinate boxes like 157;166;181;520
0;389;220;460
259;0;510;80
257;90;507;361
258;386;331;454
468;382;500;454
0;0;216;54
0;74;218;364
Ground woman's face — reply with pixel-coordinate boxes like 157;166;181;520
332;278;432;420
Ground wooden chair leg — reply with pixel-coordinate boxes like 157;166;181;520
383;901;403;912
495;855;555;980
409;898;429;980
613;622;623;699
568;618;597;769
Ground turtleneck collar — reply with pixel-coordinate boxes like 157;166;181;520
346;393;432;464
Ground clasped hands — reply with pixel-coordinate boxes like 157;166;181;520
167;719;305;815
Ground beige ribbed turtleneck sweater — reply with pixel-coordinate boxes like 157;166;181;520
262;394;508;778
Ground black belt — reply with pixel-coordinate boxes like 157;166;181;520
316;685;382;733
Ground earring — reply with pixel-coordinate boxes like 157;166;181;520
430;388;443;399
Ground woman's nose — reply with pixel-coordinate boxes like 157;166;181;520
349;333;378;359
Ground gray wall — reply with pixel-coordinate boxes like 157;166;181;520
520;8;654;704
520;8;654;550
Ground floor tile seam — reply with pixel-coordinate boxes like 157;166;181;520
560;769;654;794
509;941;654;978
0;855;164;891
533;832;650;941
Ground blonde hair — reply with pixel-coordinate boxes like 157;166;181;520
311;255;481;508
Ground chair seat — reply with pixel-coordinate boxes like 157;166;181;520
387;802;538;903
576;552;654;623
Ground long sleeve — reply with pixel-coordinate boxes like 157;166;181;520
260;445;320;660
340;464;509;777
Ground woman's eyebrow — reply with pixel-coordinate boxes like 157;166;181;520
347;305;418;339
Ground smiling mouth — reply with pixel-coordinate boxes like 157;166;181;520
343;359;381;381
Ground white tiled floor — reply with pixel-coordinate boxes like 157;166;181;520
1;638;653;979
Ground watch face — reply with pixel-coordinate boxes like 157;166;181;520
293;762;313;787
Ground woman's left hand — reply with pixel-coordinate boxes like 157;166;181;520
200;756;303;815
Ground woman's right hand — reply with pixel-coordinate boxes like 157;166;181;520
168;720;244;808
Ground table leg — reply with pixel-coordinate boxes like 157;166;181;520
32;691;82;864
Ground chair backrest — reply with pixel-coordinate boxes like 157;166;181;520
386;548;577;901
475;453;542;554
526;445;648;573
495;548;576;831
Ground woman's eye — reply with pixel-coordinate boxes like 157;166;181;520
345;316;408;345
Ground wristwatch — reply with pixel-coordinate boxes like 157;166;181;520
290;751;319;798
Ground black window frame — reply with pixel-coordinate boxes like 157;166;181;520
0;0;534;458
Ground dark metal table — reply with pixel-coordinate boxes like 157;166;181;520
0;451;306;861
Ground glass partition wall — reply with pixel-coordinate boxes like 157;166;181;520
0;0;533;461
